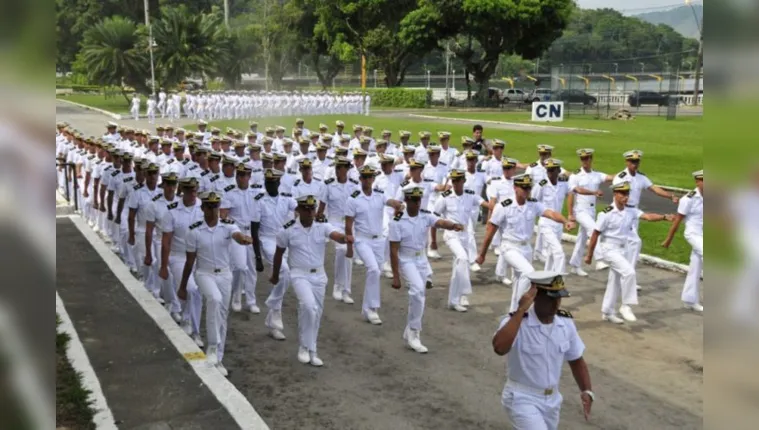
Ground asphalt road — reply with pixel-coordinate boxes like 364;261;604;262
57;101;702;429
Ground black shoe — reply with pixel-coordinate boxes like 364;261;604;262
426;280;433;290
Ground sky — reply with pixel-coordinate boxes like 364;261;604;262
576;0;702;13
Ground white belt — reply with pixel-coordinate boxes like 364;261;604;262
291;267;325;276
356;231;382;240
196;267;230;274
601;237;626;247
502;238;530;247
506;379;558;397
399;250;426;259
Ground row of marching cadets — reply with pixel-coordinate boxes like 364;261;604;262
56;119;702;380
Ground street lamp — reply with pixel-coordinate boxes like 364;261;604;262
639;62;645;73
426;70;431;90
613;63;619;75
144;0;156;95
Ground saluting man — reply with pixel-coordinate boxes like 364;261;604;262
270;195;353;367
493;271;593;430
390;187;464;353
178;191;253;377
662;170;704;312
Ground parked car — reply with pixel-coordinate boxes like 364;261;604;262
502;88;528;103
526;88;553;103
556;89;597;105
628;91;677;107
179;79;204;91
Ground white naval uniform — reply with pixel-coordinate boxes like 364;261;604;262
677;189;703;306
526;161;549;259
255;192;298;329
487;176;516;279
186;219;241;364
531;177;569;274
496;308;585;430
567;168;608;269
145;193;178;312
320;178;359;296
345;188;392;315
126;183;162;296
433;189;483;306
276;219;338;353
161;200;204;336
489;198;547;313
221;185;262;309
611;168;653;265
291;177;325;201
388;209;439;334
594;205;642;317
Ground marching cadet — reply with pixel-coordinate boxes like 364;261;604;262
165;143;187;177
126;161;161;294
464;150;488;270
178;191;254;377
374;154;404;278
381;130;397;155
185;146;208;183
311;143;331;181
585;182;673;323
159;177;205;345
333;120;346;142
271;195;353;366
218;155;238;194
433;169;489;312
345;165;405;325
414;131;433;164
291;159;324;200
200;151;222;193
389;187;464;353
94;144;114;235
567;149;613;276
145;172;180;320
482;139;506;180
295;137;315;163
531;159;570;275
662;170;704;312
252;169;298;341
609;150;679;278
317;156;359;303
476;174;575;313
231;139;248;162
486;158;520;284
220;162;262;314
493;272;593;430
423;145;450;260
525;145;556;264
349;125;363;150
437;131;459;168
396;145;417;176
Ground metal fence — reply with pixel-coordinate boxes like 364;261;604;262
56;161;79;212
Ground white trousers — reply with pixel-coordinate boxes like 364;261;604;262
601;245;638;315
500;242;535;313
502;388;562;430
330;223;354;294
682;233;703;305
626;216;642;265
230;239;258;307
398;256;432;332
444;231;473;306
291;269;328;352
569;208;597;268
539;222;566;274
168;253;202;335
260;235;290;329
354;237;385;313
194;270;233;362
132;230;154;295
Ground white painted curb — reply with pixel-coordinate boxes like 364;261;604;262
408;113;611;134
64;215;269;430
57;99;123;120
57;293;119;430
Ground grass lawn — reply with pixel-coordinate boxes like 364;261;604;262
57;93;132;114
56;315;96;430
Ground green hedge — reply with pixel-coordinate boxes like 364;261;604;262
362;88;431;108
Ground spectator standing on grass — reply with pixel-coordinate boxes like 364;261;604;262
471;124;487;155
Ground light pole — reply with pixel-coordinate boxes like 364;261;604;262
639;62;645;74
613;63;619;75
144;0;156;96
686;0;703;106
373;69;378;88
426;70;431;89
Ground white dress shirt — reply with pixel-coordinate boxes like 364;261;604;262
161;200;204;253
220;186;262;231
677;188;703;237
255;193;297;237
567;168;608;213
595;204;644;242
612;168;653;208
388;209;439;257
345;188;392;238
276;220;337;271
489;199;547;243
186;219;241;272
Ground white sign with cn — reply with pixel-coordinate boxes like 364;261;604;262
531;101;564;122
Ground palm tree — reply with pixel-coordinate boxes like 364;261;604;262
214;27;258;89
151;5;227;89
77;16;150;101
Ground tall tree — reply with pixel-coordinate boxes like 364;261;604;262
74;16;150;99
214;27;258;89
296;0;354;89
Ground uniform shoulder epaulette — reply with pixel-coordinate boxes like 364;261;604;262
189;221;203;230
687;190;696;198
241;158;250;163
189;165;199;171
283;219;296;229
133;183;144;190
224;184;235;192
439;161;447;166
111;170;120;177
420;209;431;214
316;215;328;223
200;170;210;176
509;311;529;318
557;309;573;319
314;177;322;181
349;178;359;184
152;194;163;201
527;197;537;202
400;180;410;187
373;188;384;194
251;184;262;188
182;159;190;165
325;178;335;184
280;192;292;197
251;168;263;172
442;190;452;197
539;179;548;186
221;218;234;224
617;171;627;179
490;177;501;182
603;206;613;213
166;158;174;164
167;201;178;210
124;176;134;183
477;166;485;173
393;168;404;173
465;189;475;194
287;169;297;175
423;178;435;182
530;162;538;167
326;156;334;160
104;165;113;171
558;175;569;182
637;171;646;176
210;175;220;182
501;199;513;207
254;193;265;200
87;154;95;160
294;179;301;186
351;190;361;198
393;212;403;221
